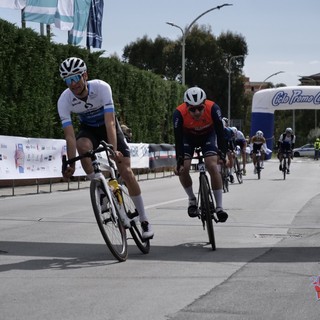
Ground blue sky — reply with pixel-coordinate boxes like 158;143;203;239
0;0;319;86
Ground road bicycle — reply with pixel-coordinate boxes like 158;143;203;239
220;161;230;193
233;146;243;184
254;150;263;179
62;140;150;262
191;147;218;250
280;151;291;180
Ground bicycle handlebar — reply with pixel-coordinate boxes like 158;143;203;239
61;140;115;174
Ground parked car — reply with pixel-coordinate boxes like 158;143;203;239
293;144;314;157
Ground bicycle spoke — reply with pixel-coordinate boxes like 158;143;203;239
91;179;128;262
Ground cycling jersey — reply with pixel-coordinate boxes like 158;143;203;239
57;79;129;156
224;127;235;151
58;79;114;128
173;100;226;160
251;135;266;153
278;133;296;152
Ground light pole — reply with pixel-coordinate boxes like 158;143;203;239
258;71;285;90
227;55;244;121
166;3;232;86
300;77;318;129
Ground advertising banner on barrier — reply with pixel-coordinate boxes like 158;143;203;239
149;144;176;169
0;135;86;179
0;136;151;180
128;143;149;169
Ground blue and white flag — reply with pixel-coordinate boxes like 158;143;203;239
86;0;104;48
0;0;26;9
68;0;91;45
55;0;74;31
23;0;57;25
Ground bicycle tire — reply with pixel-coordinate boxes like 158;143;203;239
234;157;243;184
120;185;150;254
282;158;286;180
256;157;261;180
221;168;228;193
90;178;128;262
224;169;229;192
200;174;216;250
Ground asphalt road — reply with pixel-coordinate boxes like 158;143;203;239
1;157;320;320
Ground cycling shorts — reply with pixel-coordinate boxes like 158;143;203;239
235;139;246;149
76;120;131;158
183;131;219;159
252;143;263;153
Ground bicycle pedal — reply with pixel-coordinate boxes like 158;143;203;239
126;210;139;219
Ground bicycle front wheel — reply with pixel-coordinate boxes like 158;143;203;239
200;174;216;250
120;185;150;254
90;179;128;262
257;158;261;180
224;171;229;192
234;157;243;184
282;159;286;180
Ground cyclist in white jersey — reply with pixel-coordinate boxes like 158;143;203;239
57;57;154;239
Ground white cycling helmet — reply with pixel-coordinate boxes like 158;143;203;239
256;130;263;137
231;127;238;136
184;87;206;106
285;127;293;134
59;57;87;79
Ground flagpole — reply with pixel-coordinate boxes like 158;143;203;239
21;9;26;28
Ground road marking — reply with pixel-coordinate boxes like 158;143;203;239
145;197;187;209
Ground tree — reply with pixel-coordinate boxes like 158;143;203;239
122;25;248;120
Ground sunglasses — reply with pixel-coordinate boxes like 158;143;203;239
188;105;205;113
64;74;83;86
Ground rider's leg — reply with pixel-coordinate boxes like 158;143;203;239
116;156;154;238
242;142;247;174
76;137;95;177
278;152;283;170
178;159;198;217
205;156;228;222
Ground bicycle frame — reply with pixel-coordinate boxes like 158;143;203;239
220;161;229;193
193;148;217;250
62;140;150;260
255;150;262;179
281;151;291;180
233;148;243;184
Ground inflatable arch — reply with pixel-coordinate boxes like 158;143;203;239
250;86;320;156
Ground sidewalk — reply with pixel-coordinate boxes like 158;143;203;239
0;169;175;198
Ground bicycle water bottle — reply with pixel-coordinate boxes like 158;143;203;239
108;179;123;204
108;179;130;228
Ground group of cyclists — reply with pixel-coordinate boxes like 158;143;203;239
59;56;296;240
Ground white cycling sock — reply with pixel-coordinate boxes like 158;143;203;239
184;185;196;200
212;189;223;210
131;195;148;222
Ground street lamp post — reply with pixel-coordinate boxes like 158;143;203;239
166;3;232;86
258;71;285;90
227;55;244;121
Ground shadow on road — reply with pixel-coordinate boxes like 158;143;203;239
1;240;320;272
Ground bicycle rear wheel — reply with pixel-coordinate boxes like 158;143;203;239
200;174;216;250
222;167;229;193
234;157;243;184
282;159;286;180
120;185;150;254
256;157;261;180
90;179;128;262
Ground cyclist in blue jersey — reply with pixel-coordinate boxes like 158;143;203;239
277;127;295;174
222;118;235;183
57;57;153;239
